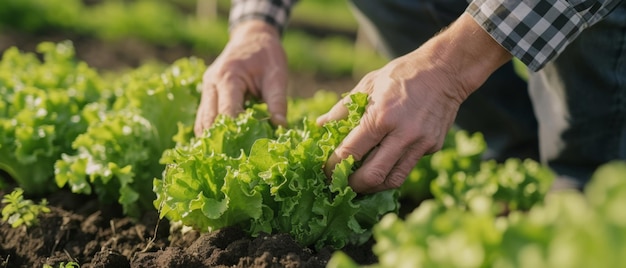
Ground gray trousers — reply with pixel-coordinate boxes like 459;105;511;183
349;0;626;188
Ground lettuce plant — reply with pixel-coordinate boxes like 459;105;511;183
0;41;104;194
328;163;626;268
154;93;400;250
54;58;204;217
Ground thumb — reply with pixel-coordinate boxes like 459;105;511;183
316;95;350;126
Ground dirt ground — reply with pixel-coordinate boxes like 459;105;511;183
0;31;388;267
0;186;380;268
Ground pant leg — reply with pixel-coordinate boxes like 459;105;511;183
528;1;626;189
348;0;539;162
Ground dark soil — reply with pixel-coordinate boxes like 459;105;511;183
0;187;381;268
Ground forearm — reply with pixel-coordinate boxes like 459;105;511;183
412;12;512;100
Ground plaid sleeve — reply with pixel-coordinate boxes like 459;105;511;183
229;0;299;34
467;0;622;71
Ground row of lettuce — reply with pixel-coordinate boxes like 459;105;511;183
0;0;385;77
0;40;546;243
1;42;624;266
329;161;626;267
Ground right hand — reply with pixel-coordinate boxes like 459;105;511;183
317;13;513;193
194;20;289;136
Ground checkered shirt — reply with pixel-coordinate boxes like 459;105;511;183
229;0;622;71
229;0;299;34
468;0;623;71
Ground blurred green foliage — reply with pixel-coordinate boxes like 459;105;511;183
329;161;626;268
0;0;386;77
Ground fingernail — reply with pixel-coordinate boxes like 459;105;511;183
324;153;338;179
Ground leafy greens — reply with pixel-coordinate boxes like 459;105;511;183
0;41;104;194
154;93;400;250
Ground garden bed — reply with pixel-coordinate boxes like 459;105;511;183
0;186;381;267
6;6;613;267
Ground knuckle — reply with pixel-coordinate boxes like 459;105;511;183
361;70;378;82
218;102;235;112
405;147;424;163
364;167;387;187
361;115;392;138
200;78;214;92
372;114;395;130
203;67;220;81
409;130;443;155
425;138;444;153
202;69;213;80
385;172;408;189
336;145;365;161
205;67;239;85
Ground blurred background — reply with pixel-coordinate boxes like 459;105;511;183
0;0;388;98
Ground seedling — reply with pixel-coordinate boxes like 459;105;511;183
43;262;80;268
1;188;50;228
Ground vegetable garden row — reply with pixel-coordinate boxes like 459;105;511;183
1;0;626;267
1;41;625;267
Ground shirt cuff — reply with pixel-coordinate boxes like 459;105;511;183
467;0;597;71
229;0;298;35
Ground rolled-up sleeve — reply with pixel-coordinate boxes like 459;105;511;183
229;0;299;34
467;0;623;71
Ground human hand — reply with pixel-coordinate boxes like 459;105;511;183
317;52;464;193
317;13;512;193
194;20;288;136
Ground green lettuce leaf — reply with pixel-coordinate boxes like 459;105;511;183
328;163;623;268
55;58;204;217
0;41;104;194
155;93;400;250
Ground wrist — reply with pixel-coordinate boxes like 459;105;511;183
425;12;512;99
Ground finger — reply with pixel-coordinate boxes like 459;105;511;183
194;84;218;136
359;144;424;193
323;116;385;179
217;78;246;118
347;132;410;193
316;73;376;126
316;95;350;126
262;72;288;127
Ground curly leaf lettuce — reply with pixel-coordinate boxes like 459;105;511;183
155;93;400;250
0;41;104;194
155;105;274;231
54;105;157;217
55;58;204;217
